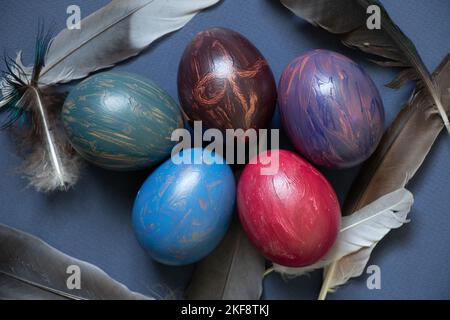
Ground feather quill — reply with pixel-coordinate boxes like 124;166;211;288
280;0;450;133
274;188;413;279
317;54;450;299
0;223;151;300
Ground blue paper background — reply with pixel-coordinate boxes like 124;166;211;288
1;0;449;299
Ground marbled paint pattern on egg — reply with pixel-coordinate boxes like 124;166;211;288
278;50;385;168
62;72;183;170
178;27;277;132
237;150;341;267
132;148;235;266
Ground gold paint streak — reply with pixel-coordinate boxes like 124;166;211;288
198;199;208;210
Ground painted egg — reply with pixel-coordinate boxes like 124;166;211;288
132;148;235;266
278;50;385;169
62;72;183;170
237;149;341;267
177;27;277;132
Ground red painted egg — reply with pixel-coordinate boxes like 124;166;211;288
237;149;341;267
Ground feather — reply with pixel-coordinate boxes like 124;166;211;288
186;217;266;300
16;88;83;193
317;53;450;299
0;223;151;300
280;0;450;133
0;0;219;192
1;26;82;192
13;0;221;87
273;188;413;280
321;245;375;294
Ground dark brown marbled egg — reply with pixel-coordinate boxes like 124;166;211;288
177;27;277;132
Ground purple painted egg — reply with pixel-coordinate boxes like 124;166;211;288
278;50;384;169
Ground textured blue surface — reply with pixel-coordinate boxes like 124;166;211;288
132;148;235;266
0;0;449;299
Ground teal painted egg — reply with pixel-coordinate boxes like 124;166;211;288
62;72;183;170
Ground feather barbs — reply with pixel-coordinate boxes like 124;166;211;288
0;27;81;192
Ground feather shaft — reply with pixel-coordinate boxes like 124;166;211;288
37;0;221;85
30;87;66;188
0;270;85;300
318;261;336;300
39;0;154;79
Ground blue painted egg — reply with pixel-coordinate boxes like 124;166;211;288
132;148;236;266
62;72;183;170
278;50;385;169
